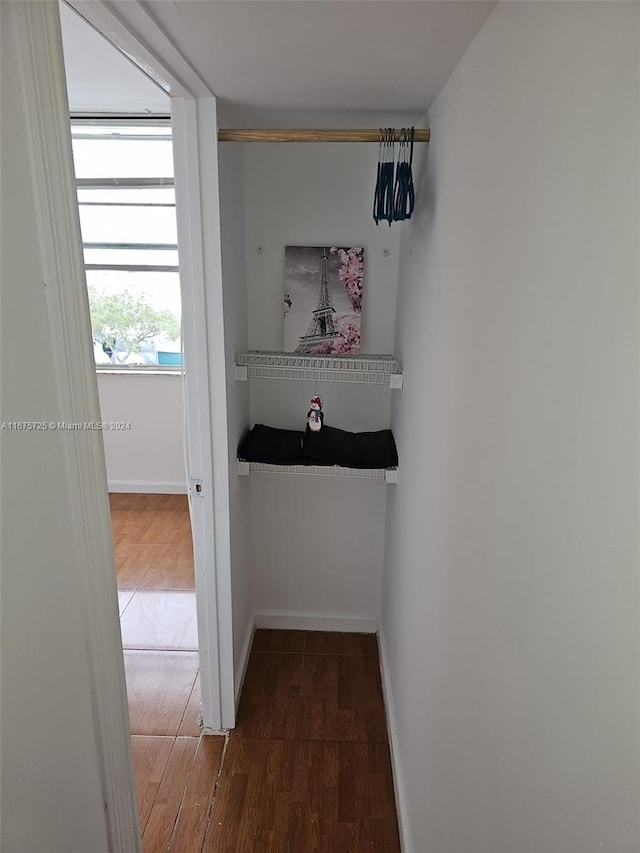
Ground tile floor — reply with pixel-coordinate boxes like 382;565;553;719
113;494;399;852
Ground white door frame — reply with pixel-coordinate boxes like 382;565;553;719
171;95;236;732
65;0;236;731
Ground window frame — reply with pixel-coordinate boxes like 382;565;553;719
71;117;183;372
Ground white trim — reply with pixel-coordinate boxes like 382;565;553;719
12;3;140;850
65;0;213;99
234;364;249;381
234;615;256;711
196;95;236;730
96;369;183;377
107;480;187;494
237;460;397;482
234;350;400;385
254;610;378;634
172;96;235;731
377;626;412;853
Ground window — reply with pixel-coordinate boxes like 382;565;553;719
71;121;182;368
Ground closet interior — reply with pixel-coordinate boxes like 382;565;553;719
217;124;423;634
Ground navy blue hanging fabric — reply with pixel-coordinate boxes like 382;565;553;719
393;127;415;222
373;128;395;227
383;129;395;224
372;131;382;225
373;127;415;225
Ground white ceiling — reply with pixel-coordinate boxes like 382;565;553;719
145;1;496;112
59;2;169;114
60;0;496;116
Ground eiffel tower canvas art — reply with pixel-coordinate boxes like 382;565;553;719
283;245;364;355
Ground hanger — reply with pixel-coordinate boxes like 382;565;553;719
373;128;395;227
373;127;415;225
393;127;415;222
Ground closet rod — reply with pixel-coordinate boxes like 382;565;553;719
217;128;430;143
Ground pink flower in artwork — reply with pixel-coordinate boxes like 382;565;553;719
309;320;360;355
331;323;361;354
331;247;363;313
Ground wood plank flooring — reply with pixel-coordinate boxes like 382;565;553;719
114;494;399;852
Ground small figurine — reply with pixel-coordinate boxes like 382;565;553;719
307;395;324;432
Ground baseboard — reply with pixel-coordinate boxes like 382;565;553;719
234;613;255;712
253;609;378;633
378;626;412;853
108;480;187;494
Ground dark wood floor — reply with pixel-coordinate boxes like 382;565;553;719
112;495;400;852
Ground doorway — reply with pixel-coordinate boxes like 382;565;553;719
58;0;238;728
68;113;205;793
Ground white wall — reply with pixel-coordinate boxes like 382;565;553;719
60;1;169;115
218;106;421;132
244;141;401;435
217;142;252;681
97;372;186;492
1;5;111;849
382;3;639;852
251;474;386;620
243;137;402;622
245;141;401;357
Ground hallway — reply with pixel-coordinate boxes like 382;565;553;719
113;496;400;852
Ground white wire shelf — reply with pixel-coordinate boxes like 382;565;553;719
234;351;403;388
237;460;398;483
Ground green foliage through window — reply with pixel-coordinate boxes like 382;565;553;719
88;287;180;358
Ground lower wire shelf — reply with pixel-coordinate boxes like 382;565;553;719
237;459;398;484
